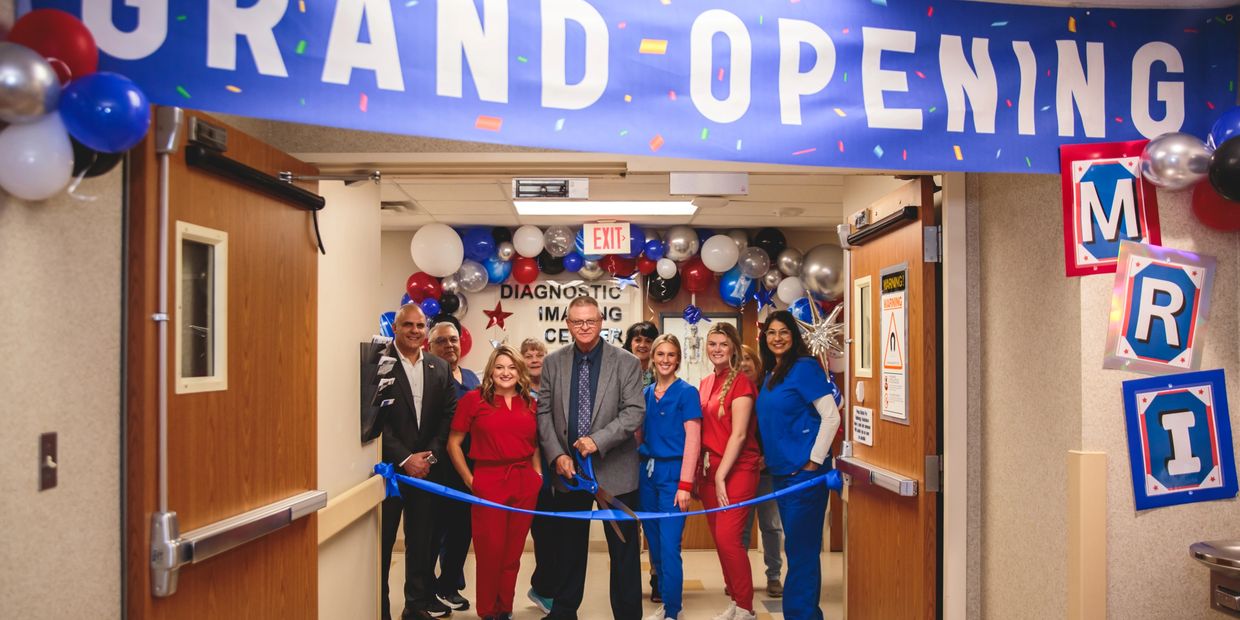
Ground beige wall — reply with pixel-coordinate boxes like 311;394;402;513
975;173;1240;619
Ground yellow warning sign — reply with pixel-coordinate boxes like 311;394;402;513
880;265;907;423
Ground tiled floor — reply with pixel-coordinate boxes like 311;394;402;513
389;548;843;619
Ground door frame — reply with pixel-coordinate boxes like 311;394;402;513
940;172;969;620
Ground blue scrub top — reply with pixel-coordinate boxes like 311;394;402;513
639;378;702;459
755;357;842;476
452;368;481;400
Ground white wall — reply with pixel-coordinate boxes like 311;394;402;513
317;182;383;620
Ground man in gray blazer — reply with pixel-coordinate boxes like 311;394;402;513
537;295;646;620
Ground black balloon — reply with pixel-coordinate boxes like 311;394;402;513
491;226;513;244
1209;136;1240;202
537;250;565;275
647;273;681;302
438;291;461;315
752;227;787;260
71;137;123;178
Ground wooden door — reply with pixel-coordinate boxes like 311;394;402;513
843;177;939;619
125;111;320;618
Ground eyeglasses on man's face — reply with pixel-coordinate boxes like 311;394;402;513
567;318;601;329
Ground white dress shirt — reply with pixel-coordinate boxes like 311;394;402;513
397;349;425;467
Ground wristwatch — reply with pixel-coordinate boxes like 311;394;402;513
425;453;438;465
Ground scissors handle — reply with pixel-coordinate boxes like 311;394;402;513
559;451;598;493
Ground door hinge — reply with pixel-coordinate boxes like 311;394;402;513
924;225;941;263
925;454;943;492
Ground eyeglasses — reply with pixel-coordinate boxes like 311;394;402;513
567;319;601;329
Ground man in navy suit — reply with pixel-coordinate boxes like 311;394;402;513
381;303;460;620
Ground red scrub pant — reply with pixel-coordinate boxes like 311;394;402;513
472;460;540;617
699;464;760;613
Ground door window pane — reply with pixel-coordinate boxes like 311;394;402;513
181;239;214;377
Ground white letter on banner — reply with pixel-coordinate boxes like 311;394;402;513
1079;179;1137;243
207;0;289;77
1161;410;1201;476
541;0;608;110
82;0;167;60
939;35;997;133
861;27;922;130
777;19;835;126
1132;42;1185;138
1056;40;1106;138
437;0;509;103
1012;41;1037;135
1135;277;1185;347
690;10;752;124
322;0;405;91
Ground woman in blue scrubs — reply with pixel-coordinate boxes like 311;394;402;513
755;310;842;620
639;334;702;620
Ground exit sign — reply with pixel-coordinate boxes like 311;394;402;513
582;223;632;255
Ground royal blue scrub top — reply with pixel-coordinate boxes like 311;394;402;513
639;378;702;459
756;356;842;476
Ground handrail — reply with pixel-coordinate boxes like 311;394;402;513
837;455;920;497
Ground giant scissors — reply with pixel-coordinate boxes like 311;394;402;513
560;451;640;542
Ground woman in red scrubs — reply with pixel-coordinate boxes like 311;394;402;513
698;322;760;620
446;345;542;620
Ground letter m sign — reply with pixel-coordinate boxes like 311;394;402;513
1059;141;1161;277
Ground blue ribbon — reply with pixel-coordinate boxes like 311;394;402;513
373;462;842;521
683;304;710;326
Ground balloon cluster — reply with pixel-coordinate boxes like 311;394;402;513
1140;107;1240;231
0;9;151;201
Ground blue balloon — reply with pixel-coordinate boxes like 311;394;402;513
718;265;756;308
462;227;496;262
563;251;584;272
574;229;603;261
59;72;151;153
400;293;413;306
379;312;396;338
419;297;441;318
643;238;665;260
790;297;820;323
1210;106;1240;150
484;255;512;284
696;228;716;246
627;224;647;258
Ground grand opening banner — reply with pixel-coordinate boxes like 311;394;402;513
24;0;1238;173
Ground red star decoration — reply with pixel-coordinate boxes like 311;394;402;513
1124;349;1130;354
1142;397;1148;403
1191;271;1198;276
1211;476;1217;482
483;301;514;330
1198;389;1205;395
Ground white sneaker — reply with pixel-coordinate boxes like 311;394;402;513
644;605;667;620
732;607;757;620
711;602;737;620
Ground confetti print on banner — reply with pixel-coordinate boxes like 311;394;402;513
953;145;964;160
555;118;565;131
736;139;742;151
296;40;307;55
659;0;670;5
226;85;242;93
927;6;934;17
1025;156;1032;168
700;128;709;140
915;70;926;79
995;148;1002;159
1005;98;1012;107
405;0;418;6
175;14;187;21
717;68;725;81
475;115;503;131
517;56;528;63
838;141;845;153
1207;101;1216;110
359;92;368;112
793;147;816;156
619;129;629;136
834;108;847;117
617;21;626;29
1068;17;1076;32
1114;116;1124;123
668;90;677;101
298;0;306;12
991;21;1008;27
649;134;665;152
639;39;668;54
176;85;191;99
624;94;632;102
902;149;908;161
871;0;887;6
1108;20;1117;28
873;145;885;158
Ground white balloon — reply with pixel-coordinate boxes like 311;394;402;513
776;276;805;305
656;258;678;279
512;224;544;257
827;351;846;373
0;113;72;201
409;223;464;277
700;234;740;272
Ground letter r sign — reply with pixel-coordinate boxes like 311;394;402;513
1105;241;1216;374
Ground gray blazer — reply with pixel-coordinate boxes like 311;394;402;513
537;341;645;496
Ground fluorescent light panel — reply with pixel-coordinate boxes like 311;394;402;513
513;201;698;216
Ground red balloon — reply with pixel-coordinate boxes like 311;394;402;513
460;327;473;358
599;255;637;276
636;255;657;276
512;256;539;284
1192;181;1240;232
680;256;713;294
405;272;442;303
8;9;98;84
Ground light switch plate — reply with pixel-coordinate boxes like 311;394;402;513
39;432;56;491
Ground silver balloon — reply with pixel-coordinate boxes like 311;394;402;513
777;248;803;277
800;244;844;300
544;225;574;257
496;241;516;261
1140;132;1211;190
440;273;461;293
762;267;783;289
663;225;699;262
455;259;489;293
578;259;606;281
727;229;749;252
0;42;60;124
738;246;770;278
452;292;469;319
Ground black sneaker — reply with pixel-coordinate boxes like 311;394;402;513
436;592;470;611
650;573;662;603
424;599;453;618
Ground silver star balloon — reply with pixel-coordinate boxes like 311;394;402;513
796;302;845;362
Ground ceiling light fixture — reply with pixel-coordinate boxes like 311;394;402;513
513;201;698;216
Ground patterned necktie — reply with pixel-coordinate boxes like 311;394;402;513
576;357;592;439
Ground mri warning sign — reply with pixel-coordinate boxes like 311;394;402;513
880;265;908;424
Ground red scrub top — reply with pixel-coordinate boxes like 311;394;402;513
451;389;538;461
699;369;761;471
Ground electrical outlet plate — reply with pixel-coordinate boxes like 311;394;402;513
39;432;56;491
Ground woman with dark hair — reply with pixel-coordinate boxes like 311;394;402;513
623;321;660;388
755;310;842;620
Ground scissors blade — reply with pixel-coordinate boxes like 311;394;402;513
596;487;641;523
595;492;628;543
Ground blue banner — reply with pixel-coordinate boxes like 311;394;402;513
28;0;1238;173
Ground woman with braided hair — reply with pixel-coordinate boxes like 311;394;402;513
697;322;761;620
